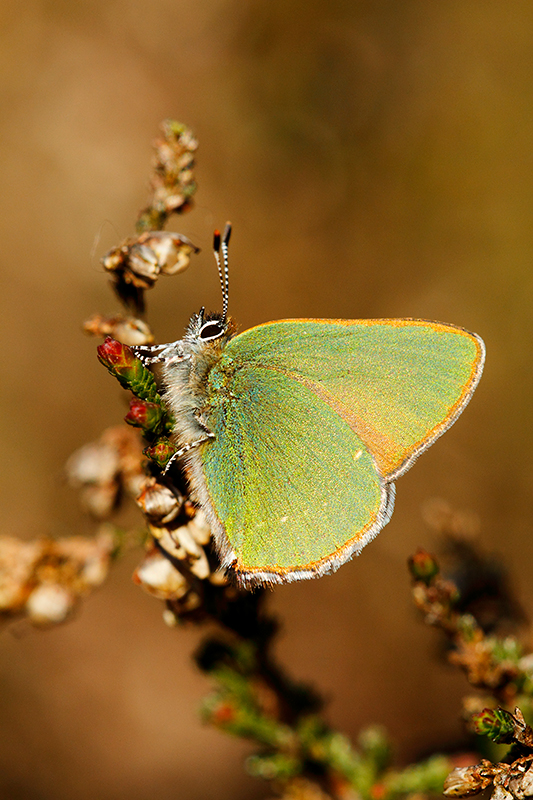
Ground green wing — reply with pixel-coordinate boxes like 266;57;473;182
194;318;484;586
225;318;485;481
196;362;393;586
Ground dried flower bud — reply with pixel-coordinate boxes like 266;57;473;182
443;765;494;797
84;314;154;346
180;590;202;612
176;534;210;580
133;550;189;600
152;521;211;580
66;427;145;517
25;583;76;626
102;231;199;290
66;440;120;487
103;427;146;498
162;608;179;627
209;568;230;586
0;537;47;612
1;531;114;626
491;785;514;800
136;479;183;525
409;548;439;584
66;440;121;517
132;231;197;277
54;530;115;592
510;762;533;798
154;528;186;560
188;510;212;546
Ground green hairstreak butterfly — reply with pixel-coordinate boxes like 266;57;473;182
133;224;485;588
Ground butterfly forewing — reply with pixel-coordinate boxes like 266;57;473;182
225;318;485;481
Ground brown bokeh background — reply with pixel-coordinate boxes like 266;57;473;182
1;1;533;798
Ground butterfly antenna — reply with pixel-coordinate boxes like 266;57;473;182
214;222;231;321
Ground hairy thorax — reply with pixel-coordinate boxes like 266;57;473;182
161;334;237;448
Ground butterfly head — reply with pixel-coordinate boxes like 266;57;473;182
185;307;236;346
184;223;236;348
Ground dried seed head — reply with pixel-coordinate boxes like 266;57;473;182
25;584;76;626
0;531;114;626
84;314;154;346
443;765;494;797
135;120;198;230
187;510;211;546
66;441;120;487
133;550;189;600
66;427;145;518
491;784;514;800
102;231;199;290
136;479;183;525
0;537;47;612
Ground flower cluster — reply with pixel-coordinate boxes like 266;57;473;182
444;708;533;800
409;547;526;700
102;230;199;292
0;529;114;626
66;425;146;518
133;478;230;622
136;119;198;231
84;313;154;346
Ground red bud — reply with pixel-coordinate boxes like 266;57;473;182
97;337;135;370
408;548;439;584
125;398;164;434
144;438;177;469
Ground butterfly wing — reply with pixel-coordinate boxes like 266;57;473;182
224;318;485;481
190;318;484;586
190;359;394;587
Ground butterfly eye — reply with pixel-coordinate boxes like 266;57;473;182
199;320;225;341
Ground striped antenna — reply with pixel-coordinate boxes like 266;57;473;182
213;222;231;320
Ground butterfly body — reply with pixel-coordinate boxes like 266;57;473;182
148;309;485;588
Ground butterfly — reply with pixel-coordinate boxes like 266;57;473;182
133;224;485;588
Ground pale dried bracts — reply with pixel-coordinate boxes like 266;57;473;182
84;313;154;346
66;426;145;518
0;529;114;626
102;230;199;290
133;477;229;621
137;119;198;229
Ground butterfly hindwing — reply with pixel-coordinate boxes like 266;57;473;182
194;360;392;585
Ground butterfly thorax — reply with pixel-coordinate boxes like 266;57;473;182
161;312;237;448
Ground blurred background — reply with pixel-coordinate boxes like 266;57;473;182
1;0;533;798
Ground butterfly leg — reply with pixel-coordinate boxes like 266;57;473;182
131;342;190;367
163;433;215;474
